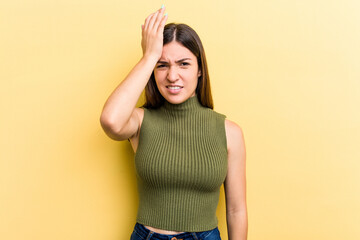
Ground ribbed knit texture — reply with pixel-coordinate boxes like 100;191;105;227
134;96;228;232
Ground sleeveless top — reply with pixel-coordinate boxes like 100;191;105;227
134;95;228;232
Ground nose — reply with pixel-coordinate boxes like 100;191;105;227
167;66;179;82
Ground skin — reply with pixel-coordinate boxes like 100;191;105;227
154;41;201;104
99;6;247;239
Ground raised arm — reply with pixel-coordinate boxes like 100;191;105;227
100;6;168;141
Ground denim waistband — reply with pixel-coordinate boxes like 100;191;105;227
132;222;217;240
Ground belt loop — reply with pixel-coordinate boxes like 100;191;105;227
191;232;199;240
146;230;154;240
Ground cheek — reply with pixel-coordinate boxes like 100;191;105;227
153;74;164;92
186;70;199;84
154;70;165;82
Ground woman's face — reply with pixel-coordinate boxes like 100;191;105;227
154;41;201;104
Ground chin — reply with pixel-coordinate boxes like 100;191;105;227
163;94;192;105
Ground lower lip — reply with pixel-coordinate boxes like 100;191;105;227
166;87;183;94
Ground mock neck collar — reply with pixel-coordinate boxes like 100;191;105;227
163;95;204;112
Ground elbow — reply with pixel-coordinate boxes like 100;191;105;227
99;115;122;140
100;114;115;131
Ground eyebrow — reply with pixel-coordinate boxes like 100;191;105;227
157;58;192;64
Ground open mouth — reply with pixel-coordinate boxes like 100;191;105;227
166;86;183;90
166;85;183;94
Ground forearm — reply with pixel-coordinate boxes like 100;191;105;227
100;56;157;129
226;211;248;240
101;6;167;134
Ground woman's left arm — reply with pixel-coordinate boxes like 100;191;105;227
224;119;248;240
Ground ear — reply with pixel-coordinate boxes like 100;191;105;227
198;70;202;77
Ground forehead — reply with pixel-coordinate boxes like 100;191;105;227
160;41;196;60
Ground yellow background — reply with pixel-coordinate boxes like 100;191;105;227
1;0;359;239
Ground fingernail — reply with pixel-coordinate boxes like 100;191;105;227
164;13;168;16
161;4;164;9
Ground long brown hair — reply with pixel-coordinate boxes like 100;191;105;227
143;23;213;109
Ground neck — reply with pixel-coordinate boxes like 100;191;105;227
163;95;203;113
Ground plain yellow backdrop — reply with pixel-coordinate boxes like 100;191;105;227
1;0;359;239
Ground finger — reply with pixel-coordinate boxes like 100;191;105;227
144;12;156;32
154;6;166;31
153;6;165;28
157;13;168;33
147;10;160;32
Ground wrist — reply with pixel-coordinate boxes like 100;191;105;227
141;54;160;65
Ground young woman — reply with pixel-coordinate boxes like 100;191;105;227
100;5;247;240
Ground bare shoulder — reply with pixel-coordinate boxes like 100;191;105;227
224;119;245;152
225;119;243;134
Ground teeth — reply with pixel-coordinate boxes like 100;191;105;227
168;86;181;90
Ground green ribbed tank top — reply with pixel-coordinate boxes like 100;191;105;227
134;95;228;232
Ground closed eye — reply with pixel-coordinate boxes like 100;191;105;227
156;62;190;68
156;64;167;68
